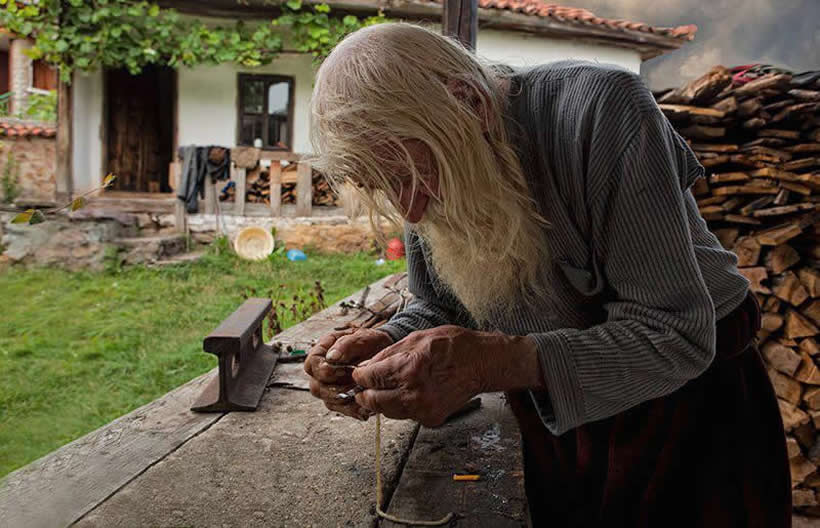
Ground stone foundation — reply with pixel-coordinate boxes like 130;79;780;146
185;213;391;254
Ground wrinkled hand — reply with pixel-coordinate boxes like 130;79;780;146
352;325;488;428
304;328;394;420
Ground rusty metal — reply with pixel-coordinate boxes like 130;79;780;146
191;298;277;412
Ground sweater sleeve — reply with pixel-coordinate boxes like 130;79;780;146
528;90;717;435
377;226;476;343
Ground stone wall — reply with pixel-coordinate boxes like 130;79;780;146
0;133;57;206
0;211;137;271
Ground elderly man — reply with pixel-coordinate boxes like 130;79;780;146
304;23;790;526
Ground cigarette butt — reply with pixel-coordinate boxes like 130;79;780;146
453;474;480;481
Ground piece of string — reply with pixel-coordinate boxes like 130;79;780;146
374;414;455;526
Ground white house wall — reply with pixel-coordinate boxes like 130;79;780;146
177;53;316;153
72;71;103;194
478;29;642;72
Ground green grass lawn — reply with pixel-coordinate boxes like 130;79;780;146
0;247;405;477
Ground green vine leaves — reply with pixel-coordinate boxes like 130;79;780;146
11;173;117;225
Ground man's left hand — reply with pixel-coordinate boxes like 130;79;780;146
352;325;489;427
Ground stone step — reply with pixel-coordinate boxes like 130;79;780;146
152;251;205;267
114;235;188;265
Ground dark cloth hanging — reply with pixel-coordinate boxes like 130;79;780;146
506;292;792;528
176;146;231;214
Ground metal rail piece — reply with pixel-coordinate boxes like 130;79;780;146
191;298;277;412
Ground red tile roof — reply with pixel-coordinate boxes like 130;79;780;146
468;1;697;41
0;119;57;138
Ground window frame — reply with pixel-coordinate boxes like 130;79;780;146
236;73;295;151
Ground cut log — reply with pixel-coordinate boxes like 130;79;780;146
723;214;760;225
774;188;791;205
793;488;818;507
712;185;779;195
790;456;816;488
712;96;737;113
763;296;782;312
738;97;764;117
769;368;803;404
783;158;818;171
692;143;739;153
680;125;725;140
781;182;813;196
798;269;820;297
788;89;820;102
714;228;740;249
788;437;802;459
757;224;804;246
780;398;811;430
785;310;820;339
753;203;818;217
697;195;728;206
740;196;776;215
759;129;802;140
805;299;820;327
801;339;819;358
734;74;792;97
765;244;800;274
761;341;801;376
773;272;810;306
795;351;820;386
679;66;732;104
733;237;762;266
739;267;771;294
658;104;726;119
710;172;749;184
804;387;820;411
761;312;784;333
794;422;816;451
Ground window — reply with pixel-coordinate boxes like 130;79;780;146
237;74;294;150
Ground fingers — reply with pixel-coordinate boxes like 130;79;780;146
325;330;391;365
304;329;353;377
309;378;372;420
356;388;410;419
352;352;405;389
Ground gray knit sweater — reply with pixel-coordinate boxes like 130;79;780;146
377;61;750;436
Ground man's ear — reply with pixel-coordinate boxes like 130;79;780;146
446;79;490;132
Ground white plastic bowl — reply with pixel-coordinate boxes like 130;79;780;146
234;226;275;261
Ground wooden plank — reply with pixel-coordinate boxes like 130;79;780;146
381;393;527;527
233;166;246;216
203;177;218;215
171;161;185;234
295;160;313;217
443;0;478;50
56;76;73;202
269;161;282;217
0;372;224;528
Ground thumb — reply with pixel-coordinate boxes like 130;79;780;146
356;341;402;368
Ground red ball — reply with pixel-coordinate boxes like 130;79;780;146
386;237;405;260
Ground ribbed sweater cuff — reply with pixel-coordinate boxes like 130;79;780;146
375;323;410;345
527;331;585;436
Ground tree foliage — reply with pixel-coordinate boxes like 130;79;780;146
0;0;387;81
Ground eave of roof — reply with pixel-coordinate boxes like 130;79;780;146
162;0;695;60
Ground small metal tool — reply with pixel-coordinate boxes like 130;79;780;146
337;385;365;401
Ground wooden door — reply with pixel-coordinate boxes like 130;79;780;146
106;66;174;193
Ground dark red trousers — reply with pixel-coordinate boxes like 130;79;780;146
507;293;792;527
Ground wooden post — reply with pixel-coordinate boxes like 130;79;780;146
269;161;282;217
443;0;478;50
296;161;312;217
233;166;246;216
171;162;186;233
56;75;73;202
204;178;218;215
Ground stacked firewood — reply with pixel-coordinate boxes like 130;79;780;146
242;165;338;206
657;66;820;514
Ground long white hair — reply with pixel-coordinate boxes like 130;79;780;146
310;23;550;324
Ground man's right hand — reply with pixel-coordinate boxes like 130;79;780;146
304;328;394;420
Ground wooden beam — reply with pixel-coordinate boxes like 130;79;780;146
56;74;73;202
295;161;312;217
233;166;246;216
443;0;478;50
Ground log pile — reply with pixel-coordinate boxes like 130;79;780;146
220;163;339;207
657;66;820;514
